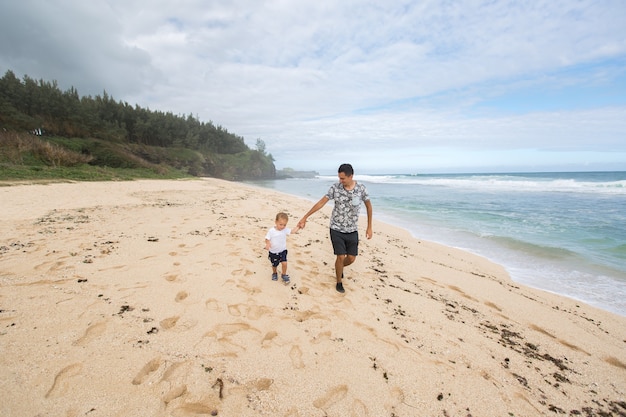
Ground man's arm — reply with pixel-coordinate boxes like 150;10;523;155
364;199;373;239
298;196;329;229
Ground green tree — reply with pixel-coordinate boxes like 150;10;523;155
0;69;277;180
255;138;267;155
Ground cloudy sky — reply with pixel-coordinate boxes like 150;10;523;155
1;1;625;174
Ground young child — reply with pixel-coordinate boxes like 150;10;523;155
265;212;300;284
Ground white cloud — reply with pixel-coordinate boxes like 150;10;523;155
1;0;625;172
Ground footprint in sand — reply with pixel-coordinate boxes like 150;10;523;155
180;319;199;331
448;285;478;301
261;331;278;348
45;363;83;398
228;303;271;320
289;345;305;369
385;386;406;410
73;321;107;346
132;357;162;385
172;402;219;417
484;301;502;311
351;398;370;416
34;260;67;273
227;304;243;316
160;361;189;384
235;281;262;296
231;268;254;277
252;377;273;390
203;323;260;356
605;356;626;370
162;384;188;404
293;309;327;323
175;291;188;302
313;384;348;410
205;298;220;311
284;407;299;417
207;322;257;338
165;274;179;282
160;316;180;330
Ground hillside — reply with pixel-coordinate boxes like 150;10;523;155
0;70;276;181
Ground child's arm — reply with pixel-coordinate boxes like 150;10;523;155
291;225;301;234
265;238;271;250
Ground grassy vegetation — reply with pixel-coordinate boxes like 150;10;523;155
0;131;190;183
0;164;188;183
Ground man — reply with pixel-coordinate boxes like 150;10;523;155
298;163;373;293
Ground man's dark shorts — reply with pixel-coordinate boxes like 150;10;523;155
268;249;288;267
330;229;359;256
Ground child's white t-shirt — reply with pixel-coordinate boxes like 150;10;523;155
265;227;291;253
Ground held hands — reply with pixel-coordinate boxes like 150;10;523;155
297;218;307;229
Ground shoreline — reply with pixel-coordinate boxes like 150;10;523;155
388;217;626;318
248;176;626;318
1;178;625;416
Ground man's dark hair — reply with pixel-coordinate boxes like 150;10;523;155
338;163;354;176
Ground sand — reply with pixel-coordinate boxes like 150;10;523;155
0;178;624;417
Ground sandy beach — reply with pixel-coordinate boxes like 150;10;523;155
1;178;624;417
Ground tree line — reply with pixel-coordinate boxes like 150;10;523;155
0;70;275;179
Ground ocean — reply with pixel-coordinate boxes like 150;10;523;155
249;171;626;317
